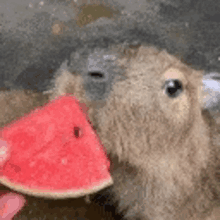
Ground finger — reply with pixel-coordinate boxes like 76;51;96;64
0;193;26;219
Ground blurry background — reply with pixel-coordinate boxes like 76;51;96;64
1;0;220;92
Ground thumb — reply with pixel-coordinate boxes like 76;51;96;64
0;193;26;219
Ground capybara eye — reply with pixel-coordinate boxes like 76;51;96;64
164;79;183;98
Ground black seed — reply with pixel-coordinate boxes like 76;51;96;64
73;127;82;138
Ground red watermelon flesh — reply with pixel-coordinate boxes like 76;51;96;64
0;95;113;198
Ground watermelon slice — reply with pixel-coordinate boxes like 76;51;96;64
0;95;113;199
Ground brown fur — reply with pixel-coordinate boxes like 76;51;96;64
49;45;220;219
0;46;219;219
0;90;49;128
93;46;220;220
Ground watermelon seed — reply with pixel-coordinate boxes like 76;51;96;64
61;158;68;165
73;127;82;138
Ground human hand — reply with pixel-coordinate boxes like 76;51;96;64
0;139;26;219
